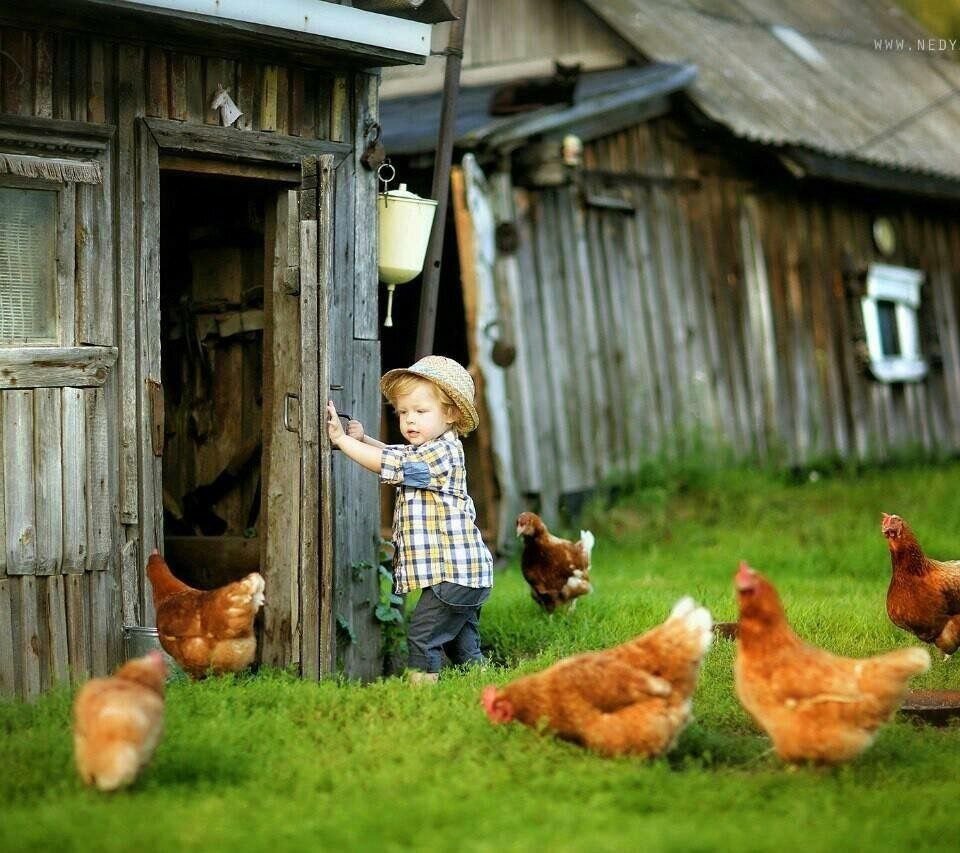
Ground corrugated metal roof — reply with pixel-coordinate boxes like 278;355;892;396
584;0;960;180
380;63;694;155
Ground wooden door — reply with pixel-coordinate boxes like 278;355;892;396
261;155;334;677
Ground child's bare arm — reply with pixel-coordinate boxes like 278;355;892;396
346;417;386;448
327;402;382;473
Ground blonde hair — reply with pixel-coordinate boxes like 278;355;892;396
381;374;472;435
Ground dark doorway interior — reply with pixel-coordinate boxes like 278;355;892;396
159;172;273;588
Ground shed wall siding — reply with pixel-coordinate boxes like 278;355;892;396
494;117;960;526
0;25;382;698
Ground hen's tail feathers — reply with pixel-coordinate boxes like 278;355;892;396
867;646;931;681
88;743;140;792
578;530;595;559
667;597;714;656
242;573;266;609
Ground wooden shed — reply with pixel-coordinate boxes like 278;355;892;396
0;0;446;700
380;0;960;549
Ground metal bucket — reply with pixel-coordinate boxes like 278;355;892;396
122;626;183;679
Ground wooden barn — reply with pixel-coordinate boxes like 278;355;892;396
0;0;447;700
379;0;960;549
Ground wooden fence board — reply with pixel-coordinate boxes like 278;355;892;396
61;388;87;574
42;574;70;687
85;387;111;571
0;578;14;695
65;572;91;684
33;30;53;118
33;388;62;575
17;575;41;700
3;391;37;574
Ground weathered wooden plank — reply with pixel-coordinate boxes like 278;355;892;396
531;193;580;493
329;74;350;143
143;117;351;165
183;54;204;122
85;387;111;571
65;572;91;683
33;389;62;575
298;218;319;678
33;30;53;119
58;183;78;346
52;32;72;121
68;35;88;122
136;120;163;597
275;66;289;135
87;40;107;124
90;569;117;675
290;67;305;137
76;177;105;346
168;51;187;121
512;191;559;522
146;47;168;118
17;575;42;700
316;156;333;677
2;28;31;116
489;173;540;496
0;346;117;390
0;578;15;696
3;391;37;575
61;387;88;574
554;191;599;484
353;73;379;341
260;190;300;669
260;64;278;131
117;45;143;527
235;59;258;131
42;574;70;687
119;538;139;628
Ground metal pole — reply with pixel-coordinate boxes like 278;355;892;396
414;0;467;359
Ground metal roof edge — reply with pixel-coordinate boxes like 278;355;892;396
479;62;697;150
781;146;960;201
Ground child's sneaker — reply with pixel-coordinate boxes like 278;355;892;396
406;670;439;686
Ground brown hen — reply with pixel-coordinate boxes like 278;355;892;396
517;512;594;613
147;549;265;679
482;597;712;757
883;513;960;656
73;651;166;791
734;561;929;765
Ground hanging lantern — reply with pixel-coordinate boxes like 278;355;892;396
377;164;438;328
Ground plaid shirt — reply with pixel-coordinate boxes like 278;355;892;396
380;430;493;594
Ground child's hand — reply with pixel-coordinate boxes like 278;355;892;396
346;419;365;442
326;401;345;446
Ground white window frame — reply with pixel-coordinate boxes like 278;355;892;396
860;263;927;383
0;116;117;389
0;175;71;347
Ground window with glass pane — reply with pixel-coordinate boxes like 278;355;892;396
0;186;58;343
876;299;901;357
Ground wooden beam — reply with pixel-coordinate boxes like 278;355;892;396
144;117;352;166
159;154;300;183
0;346;117;390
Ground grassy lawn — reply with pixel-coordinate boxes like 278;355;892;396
3;462;960;852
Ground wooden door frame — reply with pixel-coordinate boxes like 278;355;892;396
135;118;345;670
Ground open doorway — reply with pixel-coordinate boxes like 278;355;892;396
159;172;274;589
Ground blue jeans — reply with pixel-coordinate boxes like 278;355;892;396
407;582;491;673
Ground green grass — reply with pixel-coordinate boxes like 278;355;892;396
4;462;960;852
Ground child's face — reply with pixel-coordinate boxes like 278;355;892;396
393;382;454;446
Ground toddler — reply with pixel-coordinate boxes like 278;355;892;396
326;355;494;683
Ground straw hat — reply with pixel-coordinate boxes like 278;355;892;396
381;355;479;435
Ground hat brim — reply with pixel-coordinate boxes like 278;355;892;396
380;367;480;435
